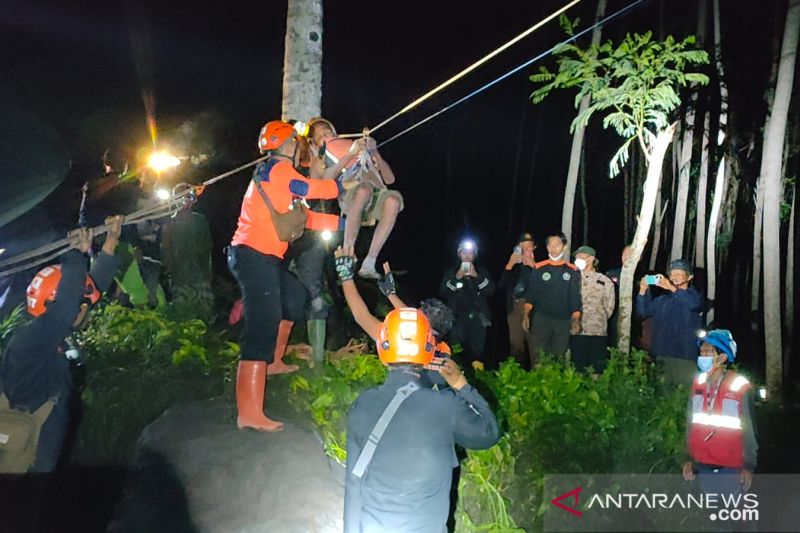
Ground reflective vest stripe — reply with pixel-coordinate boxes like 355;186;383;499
691;412;742;430
729;375;749;392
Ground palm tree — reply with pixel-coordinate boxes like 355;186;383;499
532;32;709;354
282;0;323;121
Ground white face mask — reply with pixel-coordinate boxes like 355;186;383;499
574;258;587;271
549;252;564;261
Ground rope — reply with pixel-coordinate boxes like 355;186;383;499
377;0;648;149
338;0;582;139
0;153;270;278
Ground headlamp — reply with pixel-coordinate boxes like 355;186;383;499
696;329;708;340
458;239;476;252
293;120;310;138
155;187;171;201
148;151;181;172
321;230;333;242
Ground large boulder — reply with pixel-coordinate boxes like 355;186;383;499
110;399;345;533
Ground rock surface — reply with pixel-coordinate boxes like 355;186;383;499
109;399;345;533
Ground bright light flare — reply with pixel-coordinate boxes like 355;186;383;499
0;248;5;255
696;329;708;340
321;230;333;242
758;387;767;401
148;151;180;172
155;188;171;201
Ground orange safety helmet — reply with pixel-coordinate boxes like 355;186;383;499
307;117;337;138
257;120;296;153
377;308;436;366
26;265;101;317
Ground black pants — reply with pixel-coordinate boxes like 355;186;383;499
292;236;329;320
531;312;571;360
569;335;609;373
451;315;487;366
227;245;306;362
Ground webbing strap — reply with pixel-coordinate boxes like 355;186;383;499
351;380;420;479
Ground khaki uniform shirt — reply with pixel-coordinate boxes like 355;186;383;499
578;270;616;336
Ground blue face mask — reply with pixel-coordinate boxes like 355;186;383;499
697;356;714;372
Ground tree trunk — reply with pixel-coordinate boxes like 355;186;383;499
706;156;728;325
671;109;695;262
752;7;784;315
718;172;739;266
623;162;631;243
561;0;607;243
580;143;589;245
694;111;711;267
617;126;676;355
649;181;667;270
762;0;800;399
282;0;323;121
785;190;795;379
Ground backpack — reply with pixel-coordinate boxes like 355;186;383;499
0;394;53;473
253;179;308;243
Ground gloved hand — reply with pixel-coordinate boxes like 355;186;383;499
377;271;396;296
335;246;356;281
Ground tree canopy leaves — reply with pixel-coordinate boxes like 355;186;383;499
531;28;710;177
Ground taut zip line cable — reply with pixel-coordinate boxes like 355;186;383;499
338;0;582;139
376;0;648;149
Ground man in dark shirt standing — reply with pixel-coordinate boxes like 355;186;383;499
334;246;500;533
522;232;582;363
498;232;536;368
1;217;122;471
636;259;704;385
439;239;495;369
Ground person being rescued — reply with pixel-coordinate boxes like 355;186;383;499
228;119;365;432
307;118;403;280
0;217;122;473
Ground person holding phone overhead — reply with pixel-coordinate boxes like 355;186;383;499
636;259;705;385
498;232;537;368
439;238;495;369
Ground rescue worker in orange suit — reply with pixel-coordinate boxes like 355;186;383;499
522;232;582;363
334;246;499;533
0;217;122;471
683;329;757;495
228;120;364;432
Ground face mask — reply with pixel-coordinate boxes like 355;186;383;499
697;356;714;373
549;252;564;261
574;258;587;270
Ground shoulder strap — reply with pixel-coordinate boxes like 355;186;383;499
351;380;420;479
253;179;278;214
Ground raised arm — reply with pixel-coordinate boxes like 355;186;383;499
335;246;382;340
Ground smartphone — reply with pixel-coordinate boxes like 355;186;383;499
424;357;447;370
460;261;472;273
645;274;661;285
513;246;522;255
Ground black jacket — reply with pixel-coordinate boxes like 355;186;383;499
1;250;118;411
344;369;500;533
438;264;495;326
498;263;533;313
523;260;582;319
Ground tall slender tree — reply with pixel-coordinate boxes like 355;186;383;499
761;0;800;398
560;0;607;244
673;0;708;263
532;32;709;354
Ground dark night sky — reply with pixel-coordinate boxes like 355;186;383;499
0;0;779;308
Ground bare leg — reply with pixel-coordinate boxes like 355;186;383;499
366;195;400;259
343;184;372;249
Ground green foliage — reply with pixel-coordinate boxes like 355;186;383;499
0;304;28;354
73;303;239;462
289;354;387;463
288;350;685;533
472;350;686;530
531;31;709;177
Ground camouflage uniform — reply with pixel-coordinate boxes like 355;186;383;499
570;270;615;372
578;271;615;336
